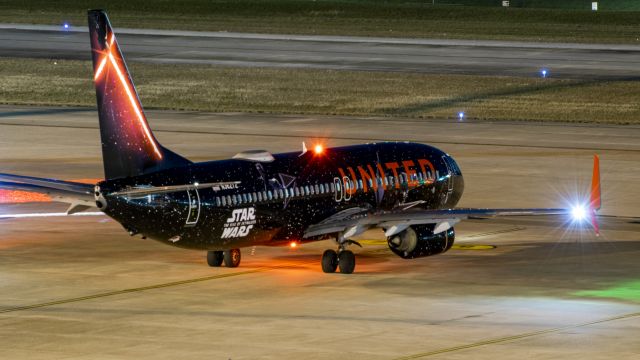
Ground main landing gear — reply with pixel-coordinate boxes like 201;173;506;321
321;237;359;274
207;248;241;268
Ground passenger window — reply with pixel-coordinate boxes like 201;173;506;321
314;184;319;194
289;188;295;197
278;189;284;199
268;191;273;200
305;186;310;196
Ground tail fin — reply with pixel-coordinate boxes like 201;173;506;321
88;10;190;180
589;154;601;235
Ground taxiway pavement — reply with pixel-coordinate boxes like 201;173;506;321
1;106;639;359
2;24;640;79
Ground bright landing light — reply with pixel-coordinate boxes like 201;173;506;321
314;144;324;154
571;204;587;222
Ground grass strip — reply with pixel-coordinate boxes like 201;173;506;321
1;1;640;44
1;57;639;124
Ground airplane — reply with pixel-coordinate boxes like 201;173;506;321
0;10;601;274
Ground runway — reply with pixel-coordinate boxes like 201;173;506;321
2;24;640;79
0;106;639;359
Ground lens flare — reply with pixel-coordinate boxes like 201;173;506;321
571;204;587;222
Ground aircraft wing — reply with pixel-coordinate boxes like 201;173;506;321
303;207;570;239
305;154;602;239
0;173;96;214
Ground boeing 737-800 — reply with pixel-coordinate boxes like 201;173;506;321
0;10;601;274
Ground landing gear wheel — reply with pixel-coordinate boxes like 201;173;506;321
224;248;241;268
321;249;338;273
206;251;224;267
338;250;356;274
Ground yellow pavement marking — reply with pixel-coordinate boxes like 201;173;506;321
451;244;496;250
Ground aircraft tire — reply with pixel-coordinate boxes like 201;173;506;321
338;250;356;274
321;250;338;273
207;251;224;267
224;248;241;268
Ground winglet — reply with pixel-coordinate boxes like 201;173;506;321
589;154;601;236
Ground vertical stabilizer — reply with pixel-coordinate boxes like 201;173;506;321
590;154;601;236
88;10;190;180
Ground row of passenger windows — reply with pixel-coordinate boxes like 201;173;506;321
213;170;437;207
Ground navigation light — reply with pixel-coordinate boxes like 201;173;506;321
571;204;587;222
314;144;324;154
458;112;465;121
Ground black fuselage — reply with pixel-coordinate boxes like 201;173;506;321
97;142;464;250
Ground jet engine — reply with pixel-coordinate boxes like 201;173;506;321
387;225;455;259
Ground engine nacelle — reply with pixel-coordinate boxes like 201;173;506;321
387;225;455;259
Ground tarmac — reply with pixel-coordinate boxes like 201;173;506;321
2;24;640;79
0;106;639;359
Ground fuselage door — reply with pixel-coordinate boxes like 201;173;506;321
185;189;200;226
343;176;353;202
334;177;343;202
441;155;454;193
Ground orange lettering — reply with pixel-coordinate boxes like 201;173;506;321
376;163;387;187
385;162;401;189
417;159;435;184
347;167;358;194
357;165;379;193
402;160;418;187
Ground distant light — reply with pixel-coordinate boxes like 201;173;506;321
541;69;548;78
571;204;587;222
63;23;70;30
289;241;298;248
314;144;324;154
194;182;199;187
458;112;465;121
